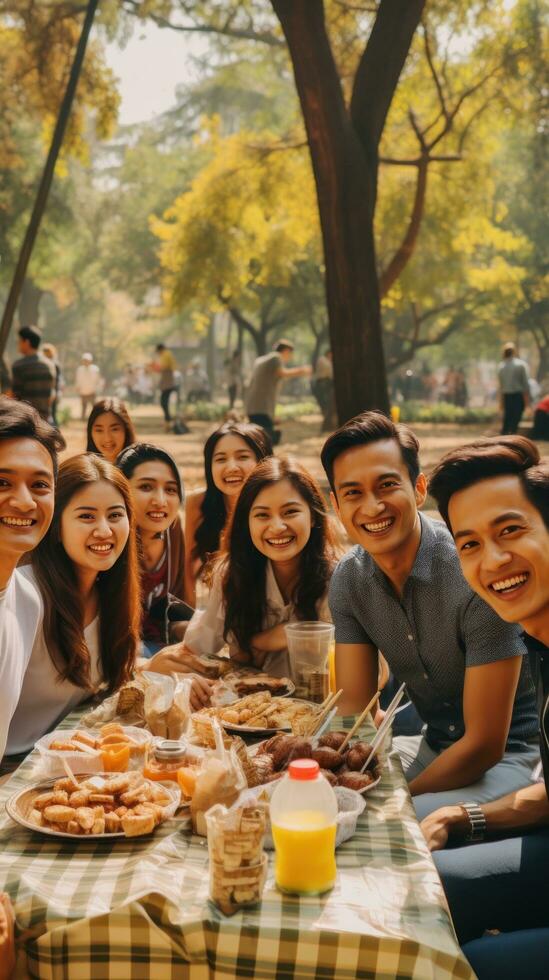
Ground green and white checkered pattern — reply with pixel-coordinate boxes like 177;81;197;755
0;713;475;979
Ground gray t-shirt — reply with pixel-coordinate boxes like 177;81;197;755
498;357;529;395
245;351;282;417
329;514;538;750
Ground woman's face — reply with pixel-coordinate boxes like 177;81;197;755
211;434;258;498
248;478;312;564
129;461;180;534
60;480;130;578
90;412;126;463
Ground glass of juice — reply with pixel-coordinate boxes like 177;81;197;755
270;759;337;896
284;622;335;703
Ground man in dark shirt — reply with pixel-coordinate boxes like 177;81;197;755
423;436;549;976
321;412;539;821
10;325;55;422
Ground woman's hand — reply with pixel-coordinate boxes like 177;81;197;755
188;673;213;711
144;644;198;676
0;892;15;980
250;623;288;654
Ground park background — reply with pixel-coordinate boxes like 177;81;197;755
0;0;547;454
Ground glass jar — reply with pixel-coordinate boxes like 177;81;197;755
143;740;189;782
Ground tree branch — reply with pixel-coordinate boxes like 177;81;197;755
350;0;426;154
379;154;428;298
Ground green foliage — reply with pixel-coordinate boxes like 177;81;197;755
399;401;497;424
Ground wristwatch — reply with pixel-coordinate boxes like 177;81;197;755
459;801;486;842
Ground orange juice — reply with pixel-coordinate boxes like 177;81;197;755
101;744;130;772
328;642;336;694
272;811;337;895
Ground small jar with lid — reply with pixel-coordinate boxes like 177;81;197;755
144;740;189;782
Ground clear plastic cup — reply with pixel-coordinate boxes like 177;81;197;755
284;621;335;703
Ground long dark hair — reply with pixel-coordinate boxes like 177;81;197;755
193;421;272;568
32;454;141;692
116;442;184;502
86;398;137;455
222;456;335;655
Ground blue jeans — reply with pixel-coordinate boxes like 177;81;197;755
463;929;549;980
434;827;549;943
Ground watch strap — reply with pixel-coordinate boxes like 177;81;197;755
459;801;486;842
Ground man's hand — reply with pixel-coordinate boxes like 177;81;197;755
420;805;468;852
0;892;15;980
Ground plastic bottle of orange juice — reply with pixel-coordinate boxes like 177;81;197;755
270;759;337;895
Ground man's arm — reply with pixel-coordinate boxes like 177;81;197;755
335;641;378;715
408;656;522;797
421;780;549;851
277;365;312;380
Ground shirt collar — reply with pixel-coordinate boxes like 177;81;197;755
266;560;290;609
361;512;436;585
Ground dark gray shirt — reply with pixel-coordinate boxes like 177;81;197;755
329;514;538;750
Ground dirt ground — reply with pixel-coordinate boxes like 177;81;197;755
60;397;516;516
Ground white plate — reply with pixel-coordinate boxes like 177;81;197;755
6;774;180;840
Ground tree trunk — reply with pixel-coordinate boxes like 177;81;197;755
18;277;44;325
271;0;424;423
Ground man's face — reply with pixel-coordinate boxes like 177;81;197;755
449;475;549;628
279;348;292;364
18;338;32;356
0;439;55;571
331;439;426;557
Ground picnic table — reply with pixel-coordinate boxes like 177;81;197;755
0;713;475;980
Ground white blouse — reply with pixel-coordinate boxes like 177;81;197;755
184;560;331;677
7;567;103;755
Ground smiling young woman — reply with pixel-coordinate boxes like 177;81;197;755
117;443;188;652
184;421;272;606
180;456;336;677
5;454;141;759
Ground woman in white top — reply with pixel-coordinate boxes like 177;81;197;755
183;456;336;677
7;453;141;755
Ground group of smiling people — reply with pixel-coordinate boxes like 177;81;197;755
0;392;548;979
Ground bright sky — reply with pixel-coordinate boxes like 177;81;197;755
105;22;208;126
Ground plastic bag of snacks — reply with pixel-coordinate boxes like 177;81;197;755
82;672;191;738
206;791;268;916
190;721;247;836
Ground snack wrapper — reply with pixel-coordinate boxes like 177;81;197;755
206;791;268;915
82;672;191;737
190;722;247;836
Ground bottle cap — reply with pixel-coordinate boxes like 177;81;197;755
288;759;320;781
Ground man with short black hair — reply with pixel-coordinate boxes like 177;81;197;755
322;411;539;820
246;339;311;445
0;397;64;761
9;325;56;421
423;436;549;975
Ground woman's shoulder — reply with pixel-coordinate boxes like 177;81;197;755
185;488;205;516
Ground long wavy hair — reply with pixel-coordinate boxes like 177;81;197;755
193;421;272;569
222;456;335;655
86;398;137;456
31;454;141;692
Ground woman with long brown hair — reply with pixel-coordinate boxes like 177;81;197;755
86;397;136;464
5;454;141;754
181;456;336;676
184;420;272;606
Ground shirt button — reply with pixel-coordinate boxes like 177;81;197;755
423;672;428;680
407;634;413;641
449;725;456;732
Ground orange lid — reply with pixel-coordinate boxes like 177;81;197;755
288;759;319;781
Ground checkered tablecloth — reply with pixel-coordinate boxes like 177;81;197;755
0;713;475;980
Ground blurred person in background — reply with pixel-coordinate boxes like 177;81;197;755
75;352;101;421
246;339;312;446
225;350;242;410
42;343;63;428
498;342;530;435
9;325;55;422
151;343;177;431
